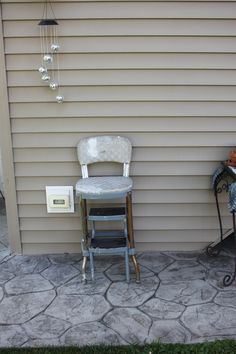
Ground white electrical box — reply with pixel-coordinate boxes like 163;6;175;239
46;186;74;213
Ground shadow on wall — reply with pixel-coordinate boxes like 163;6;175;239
0;197;8;251
0;149;4;198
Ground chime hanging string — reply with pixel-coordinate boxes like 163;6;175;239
47;0;57;21
43;0;47;20
41;1;49;59
39;26;44;66
40;26;48;68
39;25;50;82
56;48;61;96
54;25;62;94
43;0;57;22
50;25;55;84
46;26;49;58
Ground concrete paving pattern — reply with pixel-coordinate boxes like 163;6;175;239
1;198;236;347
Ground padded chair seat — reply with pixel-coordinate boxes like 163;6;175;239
76;176;133;198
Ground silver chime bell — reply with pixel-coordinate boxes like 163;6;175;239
56;95;64;103
51;44;60;52
41;74;50;82
38;66;47;74
49;82;58;90
43;54;53;63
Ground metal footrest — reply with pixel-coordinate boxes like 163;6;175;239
90;230;125;238
90;237;126;249
88;207;126;221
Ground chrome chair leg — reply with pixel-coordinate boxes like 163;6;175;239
125;249;130;283
90;251;95;281
131;254;141;283
82;256;87;283
80;198;88;236
80;197;89;282
126;192;141;283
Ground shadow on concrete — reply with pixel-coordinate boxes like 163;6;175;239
0;196;9;251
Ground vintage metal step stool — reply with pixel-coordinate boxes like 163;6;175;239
76;135;140;283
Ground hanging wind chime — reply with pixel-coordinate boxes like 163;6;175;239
38;0;64;103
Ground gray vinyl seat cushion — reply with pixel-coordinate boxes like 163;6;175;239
76;176;133;198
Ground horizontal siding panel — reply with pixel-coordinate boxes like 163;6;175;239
12;132;236;147
20;229;221;244
132;147;228;162
14;148;78;163
19;216;229;231
20;217;80;231
14;162;79;177
21;242;208;254
6;36;236;54
10;102;236;118
21;231;81;243
135;230;221;243
11;117;236;132
8;70;236;87
6;53;236;70
9;87;236;103
3;2;236;20
137;216;228;230
22;243;81;254
136;242;211;251
14;161;218;177
13;147;229;163
18;203;228;218
17;190;215;204
5;20;236;37
16;176;79;190
134;203;227;217
133;176;212;189
15;176;212;191
3;0;235;3
137;190;220;204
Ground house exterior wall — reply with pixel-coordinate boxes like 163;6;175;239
1;0;235;254
0;149;3;194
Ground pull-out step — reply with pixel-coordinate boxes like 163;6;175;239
89;230;125;238
90;237;126;249
88;207;126;221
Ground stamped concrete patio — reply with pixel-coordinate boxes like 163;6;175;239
1;197;236;347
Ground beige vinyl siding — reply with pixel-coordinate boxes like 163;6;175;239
5;37;236;54
2;0;235;253
7;70;236;86
4;19;236;37
0;149;3;193
6;54;236;70
3;2;236;19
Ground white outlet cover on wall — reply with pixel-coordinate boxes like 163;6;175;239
46;186;74;213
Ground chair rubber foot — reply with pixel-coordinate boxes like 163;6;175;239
82;275;87;284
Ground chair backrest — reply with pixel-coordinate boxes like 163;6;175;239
77;135;132;178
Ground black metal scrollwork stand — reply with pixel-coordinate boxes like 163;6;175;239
207;163;236;286
207;168;229;257
223;210;236;286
